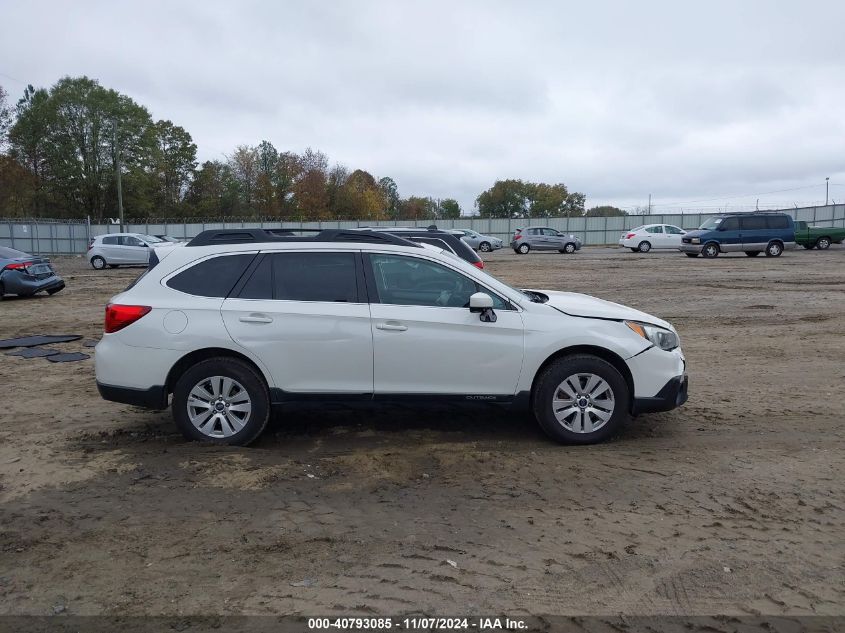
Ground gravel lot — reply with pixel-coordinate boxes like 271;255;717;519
0;246;843;618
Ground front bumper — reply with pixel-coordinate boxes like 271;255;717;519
679;243;702;253
632;374;689;415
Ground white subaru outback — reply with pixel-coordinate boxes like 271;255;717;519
95;229;687;445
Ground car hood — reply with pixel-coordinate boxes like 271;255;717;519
681;229;708;239
527;289;673;330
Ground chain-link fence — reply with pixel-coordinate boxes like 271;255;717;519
2;205;844;255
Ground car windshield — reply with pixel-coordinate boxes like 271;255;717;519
699;217;724;230
140;235;165;243
0;246;30;259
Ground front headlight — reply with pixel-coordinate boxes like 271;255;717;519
625;321;679;351
690;237;700;244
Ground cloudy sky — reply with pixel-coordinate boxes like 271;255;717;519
1;0;843;213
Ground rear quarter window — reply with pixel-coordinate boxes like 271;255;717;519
767;215;790;229
167;254;255;297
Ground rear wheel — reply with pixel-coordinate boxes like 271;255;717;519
517;243;530;254
90;256;106;270
745;251;761;257
765;241;783;257
532;355;629;445
479;241;492;252
816;237;831;250
702;243;720;258
638;241;652;253
172;357;270;445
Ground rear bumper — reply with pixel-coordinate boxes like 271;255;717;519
632;374;689;415
96;381;168;410
0;272;65;296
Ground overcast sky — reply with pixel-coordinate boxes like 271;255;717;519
2;0;843;213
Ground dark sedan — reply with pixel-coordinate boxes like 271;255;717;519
0;246;65;298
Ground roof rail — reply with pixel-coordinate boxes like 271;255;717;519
185;228;423;248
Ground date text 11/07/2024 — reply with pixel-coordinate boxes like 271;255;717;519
307;617;528;630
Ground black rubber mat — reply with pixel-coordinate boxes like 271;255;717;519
82;340;99;348
0;335;82;349
46;352;90;363
6;347;62;358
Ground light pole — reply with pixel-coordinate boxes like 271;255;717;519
825;177;829;206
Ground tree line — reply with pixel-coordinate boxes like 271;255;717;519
0;76;625;221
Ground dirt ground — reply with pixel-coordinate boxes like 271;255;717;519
0;245;843;618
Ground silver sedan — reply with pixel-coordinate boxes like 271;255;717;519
450;229;504;252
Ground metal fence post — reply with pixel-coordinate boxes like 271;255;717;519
9;221;14;249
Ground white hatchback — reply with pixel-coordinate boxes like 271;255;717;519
86;233;180;269
619;224;686;253
95;229;688;446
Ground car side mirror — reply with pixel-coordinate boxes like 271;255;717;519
469;292;497;322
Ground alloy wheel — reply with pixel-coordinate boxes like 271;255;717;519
552;373;615;433
187;376;252;438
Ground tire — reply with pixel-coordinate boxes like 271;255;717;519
90;256;107;270
816;237;831;250
563;242;577;254
765;241;783;257
532;354;630;445
172;357;270;446
630;248;639;253
479;241;492;252
745;251;761;257
701;243;720;258
637;241;652;253
685;253;699;258
517;243;530;254
0;282;4;299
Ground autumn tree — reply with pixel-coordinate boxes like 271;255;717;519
586;205;627;217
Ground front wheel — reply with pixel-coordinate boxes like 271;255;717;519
702;243;720;258
765;241;783;257
172;357;270;445
479;241;492;252
532;354;630;445
638;241;652;253
816;237;831;250
90;256;107;270
563;242;577;254
517;243;530;254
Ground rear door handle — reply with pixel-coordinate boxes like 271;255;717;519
376;322;407;332
239;314;273;324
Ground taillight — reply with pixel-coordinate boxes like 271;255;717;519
625;233;636;239
88;241;94;250
3;262;27;271
104;304;151;333
473;260;484;269
514;235;522;240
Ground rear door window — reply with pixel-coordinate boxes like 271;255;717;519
646;226;664;234
269;252;359;302
102;236;119;245
167;254;255;297
766;215;790;229
741;216;767;230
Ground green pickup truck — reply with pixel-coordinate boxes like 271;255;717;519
794;221;845;250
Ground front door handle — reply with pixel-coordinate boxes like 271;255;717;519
239;314;273;324
376;322;408;332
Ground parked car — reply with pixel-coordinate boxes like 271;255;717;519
679;212;796;258
357;226;485;268
793;221;845;250
154;235;186;243
511;227;582;254
0;246;65;298
95;228;687;446
86;233;168;269
450;229;504;252
618;224;686;252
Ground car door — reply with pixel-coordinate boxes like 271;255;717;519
221;250;374;394
740;215;769;250
365;252;524;396
716;216;742;251
100;236;122;261
663;225;685;247
121;235;150;264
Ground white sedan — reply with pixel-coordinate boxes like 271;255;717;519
619;224;686;253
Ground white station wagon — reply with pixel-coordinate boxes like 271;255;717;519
95;229;688;445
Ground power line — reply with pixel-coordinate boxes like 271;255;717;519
648;184;823;207
0;71;27;86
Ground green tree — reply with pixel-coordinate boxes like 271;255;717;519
585;205;627;217
227;145;259;212
378;176;400;219
255;140;279;215
153;120;197;215
475;179;529;218
8;85;51;214
476;179;585;218
438;198;461;219
0;84;12;151
186;160;238;219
